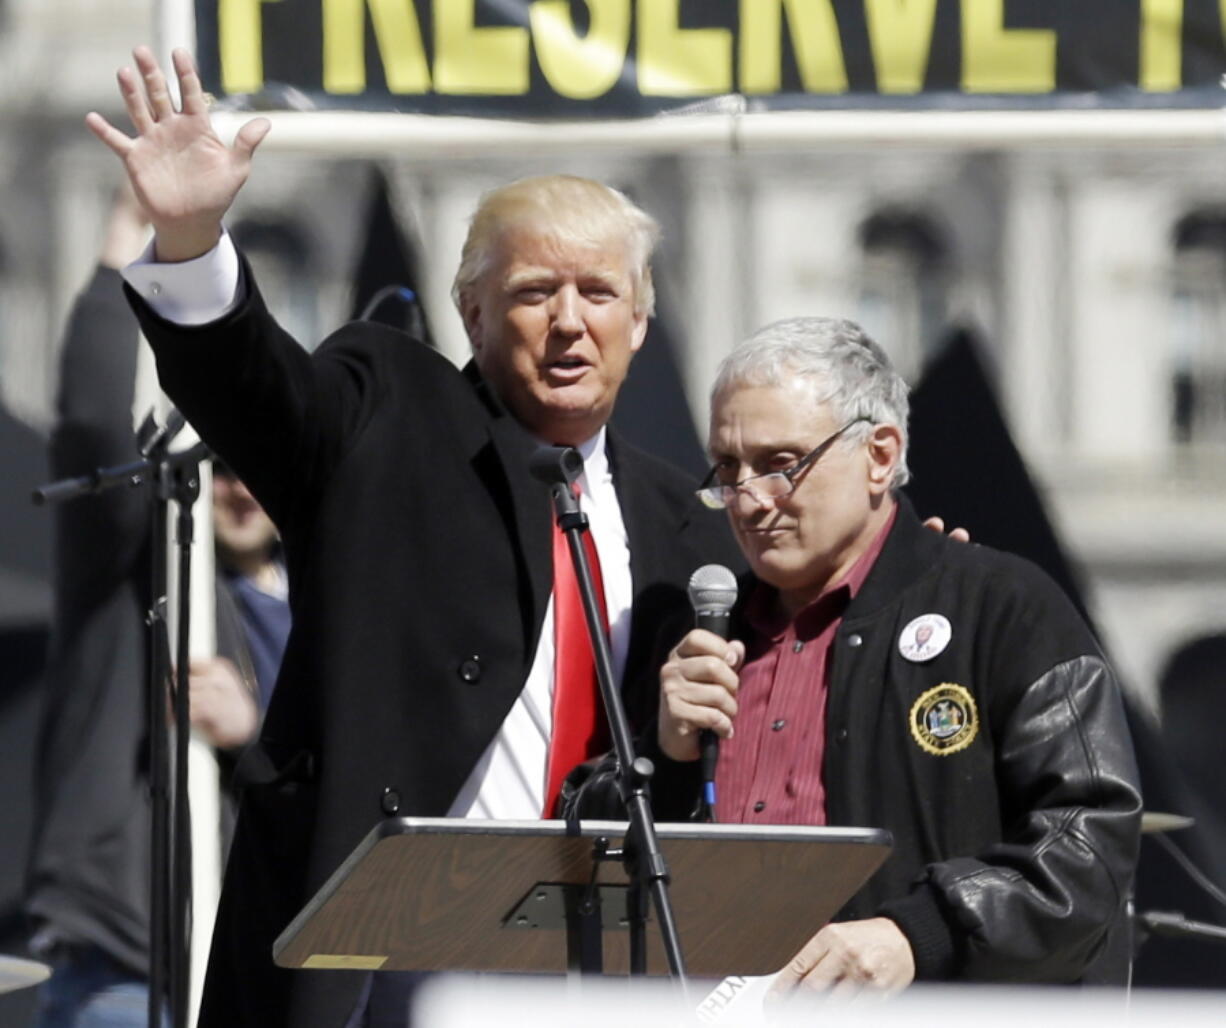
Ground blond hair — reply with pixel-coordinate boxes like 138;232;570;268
451;175;660;316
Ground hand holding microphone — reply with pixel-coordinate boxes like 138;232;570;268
658;566;742;817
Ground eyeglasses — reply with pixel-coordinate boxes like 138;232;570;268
695;417;873;510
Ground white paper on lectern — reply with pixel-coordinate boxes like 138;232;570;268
693;973;779;1024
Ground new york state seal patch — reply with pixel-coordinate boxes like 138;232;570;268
909;683;979;756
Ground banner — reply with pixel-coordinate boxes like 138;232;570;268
195;1;1226;118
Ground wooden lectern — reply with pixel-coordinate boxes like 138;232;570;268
274;819;891;978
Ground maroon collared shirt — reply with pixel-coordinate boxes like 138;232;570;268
714;506;896;824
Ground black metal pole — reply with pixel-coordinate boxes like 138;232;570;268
34;432;209;1028
530;446;689;986
1138;911;1226;945
147;483;171;1028
170;460;201;1028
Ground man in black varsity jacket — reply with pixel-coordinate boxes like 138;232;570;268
569;316;1143;992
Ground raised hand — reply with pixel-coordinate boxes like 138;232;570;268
85;46;270;262
98;181;152;270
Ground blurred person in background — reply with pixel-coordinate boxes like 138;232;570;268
203;462;289;755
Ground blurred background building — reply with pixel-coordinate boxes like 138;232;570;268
2;0;1224;1019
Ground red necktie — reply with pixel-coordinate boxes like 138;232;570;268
542;486;610;817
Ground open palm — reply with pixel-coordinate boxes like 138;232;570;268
86;47;269;261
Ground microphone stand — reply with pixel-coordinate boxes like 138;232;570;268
529;446;689;987
34;410;210;1028
1136;911;1226;946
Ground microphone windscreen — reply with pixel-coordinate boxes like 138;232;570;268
687;564;738;615
528;445;583;486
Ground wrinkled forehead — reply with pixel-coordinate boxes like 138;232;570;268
710;374;833;424
707;378;838;452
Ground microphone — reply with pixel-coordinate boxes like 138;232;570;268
687;565;738;820
528;445;584;487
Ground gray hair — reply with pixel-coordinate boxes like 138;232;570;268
451;175;661;317
712;317;911;488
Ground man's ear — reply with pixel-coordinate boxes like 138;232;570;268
460;294;483;354
866;424;903;494
629;309;649;354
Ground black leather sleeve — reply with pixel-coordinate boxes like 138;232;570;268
881;654;1143;981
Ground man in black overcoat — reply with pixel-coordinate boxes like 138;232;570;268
87;47;738;1027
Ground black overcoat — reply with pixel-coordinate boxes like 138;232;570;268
130;270;739;1027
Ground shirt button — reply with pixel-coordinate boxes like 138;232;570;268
836;727;849;743
753;801;766;813
771;719;786;731
457;656;482;683
381;787;401;815
149;281;162;296
847;633;863;648
792;640;804;653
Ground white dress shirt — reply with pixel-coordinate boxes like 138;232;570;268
446;427;632;819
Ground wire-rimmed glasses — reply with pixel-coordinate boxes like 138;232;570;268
695;416;873;511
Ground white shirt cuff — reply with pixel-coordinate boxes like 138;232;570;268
121;230;242;326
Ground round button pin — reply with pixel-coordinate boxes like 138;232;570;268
899;613;952;662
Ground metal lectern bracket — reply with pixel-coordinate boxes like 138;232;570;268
502;883;644;932
500;836;650;973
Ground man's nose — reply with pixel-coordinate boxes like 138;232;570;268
550;285;584;336
733;480;775;514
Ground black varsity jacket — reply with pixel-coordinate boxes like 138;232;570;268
567;496;1142;984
